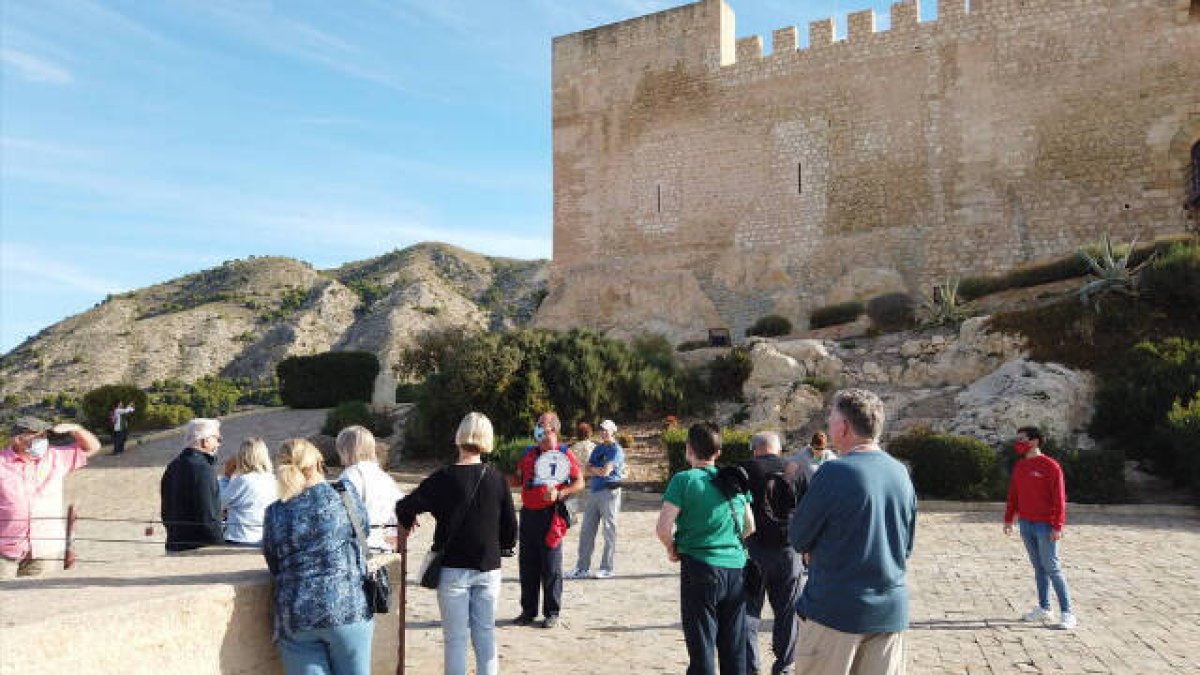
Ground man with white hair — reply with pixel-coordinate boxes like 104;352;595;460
160;418;225;552
789;389;917;675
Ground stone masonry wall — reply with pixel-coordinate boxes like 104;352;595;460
537;0;1200;342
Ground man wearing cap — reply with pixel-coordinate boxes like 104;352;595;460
567;419;626;579
1;416;101;579
160;418;225;552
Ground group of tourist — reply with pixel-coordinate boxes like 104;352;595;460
0;387;1077;675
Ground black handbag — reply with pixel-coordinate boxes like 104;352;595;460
334;481;392;614
419;465;489;590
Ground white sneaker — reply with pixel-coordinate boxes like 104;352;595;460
565;568;591;579
594;569;614;579
1057;612;1077;630
1022;607;1051;622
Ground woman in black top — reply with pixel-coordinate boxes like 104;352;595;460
396;412;517;675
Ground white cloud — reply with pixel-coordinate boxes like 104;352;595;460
0;48;73;84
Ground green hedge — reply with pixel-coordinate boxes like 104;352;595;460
1141;240;1200;309
1167;394;1200;500
889;427;1000;500
867;293;916;333
663;426;752;477
321;400;393;438
707;347;752;399
809;301;865;329
490;437;534;475
277;351;380;409
747;315;792;338
141;403;194;430
81;384;148;433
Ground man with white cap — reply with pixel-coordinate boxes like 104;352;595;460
160;418;225;552
566;418;625;579
1;416;100;578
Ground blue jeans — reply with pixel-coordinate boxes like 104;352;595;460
1019;519;1072;613
277;619;374;675
437;567;502;675
744;540;802;675
680;555;748;675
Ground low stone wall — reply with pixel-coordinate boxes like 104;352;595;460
0;548;402;675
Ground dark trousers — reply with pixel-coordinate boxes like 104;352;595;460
680;554;748;675
744;539;803;674
518;506;562;618
113;429;128;454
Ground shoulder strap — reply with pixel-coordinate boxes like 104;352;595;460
333;481;369;572
438;465;489;551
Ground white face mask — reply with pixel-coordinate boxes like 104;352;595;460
28;438;49;458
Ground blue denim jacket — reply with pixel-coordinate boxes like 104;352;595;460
262;481;371;640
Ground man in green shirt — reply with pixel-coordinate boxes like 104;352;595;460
656;423;755;675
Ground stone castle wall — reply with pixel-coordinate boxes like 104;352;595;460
536;0;1200;341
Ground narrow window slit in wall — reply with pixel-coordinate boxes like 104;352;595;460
797;163;803;195
657;184;662;213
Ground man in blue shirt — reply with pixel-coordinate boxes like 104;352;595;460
566;419;625;579
789;389;917;675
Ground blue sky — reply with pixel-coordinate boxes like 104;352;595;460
0;0;938;353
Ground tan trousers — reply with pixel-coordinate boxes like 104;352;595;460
0;555;46;579
793;619;905;675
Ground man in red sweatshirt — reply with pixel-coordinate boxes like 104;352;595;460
1003;426;1076;630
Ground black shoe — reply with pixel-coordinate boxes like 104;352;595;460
512;614;536;626
541;615;559;629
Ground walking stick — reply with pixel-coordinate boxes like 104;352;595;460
397;541;407;675
64;504;77;570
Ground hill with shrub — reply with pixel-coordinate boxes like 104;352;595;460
0;243;547;401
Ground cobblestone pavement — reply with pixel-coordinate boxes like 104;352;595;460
56;409;1200;674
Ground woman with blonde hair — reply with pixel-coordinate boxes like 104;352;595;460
263;438;373;675
218;437;277;545
395;412;517;675
337;425;404;552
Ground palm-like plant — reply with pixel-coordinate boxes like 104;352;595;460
920;278;972;327
1077;233;1154;311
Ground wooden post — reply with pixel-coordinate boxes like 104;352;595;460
397;544;407;675
64;504;77;570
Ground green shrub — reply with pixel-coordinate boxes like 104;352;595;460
707;347;752;399
664;426;753;477
395;382;423;403
277;351;380;409
809;301;865;329
1091;338;1200;474
866;293;916;333
889;427;1000;500
490;437;535;475
141;403;194;430
1141;240;1200;309
999;438;1128;504
675;339;710;352
81;384;148;433
1166;393;1200;498
321;400;394;438
747;315;793;338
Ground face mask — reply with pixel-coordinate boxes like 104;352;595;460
1014;440;1033;456
533;426;545;443
28;438;49;458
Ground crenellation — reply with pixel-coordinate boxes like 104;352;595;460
809;18;836;48
737;35;763;61
544;0;1200;341
847;9;876;40
891;0;921;31
772;26;797;54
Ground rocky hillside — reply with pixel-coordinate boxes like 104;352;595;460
0;243;547;398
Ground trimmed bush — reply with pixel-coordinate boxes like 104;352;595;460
747;315;793;338
707;347;752;399
866;293;916;333
490;437;534;475
889;427;1000;500
321;400;393;438
141;403;194;431
664;426;752;477
395;382;423;403
81;384;148;433
277;351;380;409
809;301;864;329
1141;240;1200;309
1166;394;1200;498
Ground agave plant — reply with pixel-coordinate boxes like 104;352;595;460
1077;232;1154;311
920;278;972;327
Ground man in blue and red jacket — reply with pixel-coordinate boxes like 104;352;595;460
512;411;584;629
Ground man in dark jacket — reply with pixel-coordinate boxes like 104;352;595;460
160;418;224;552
